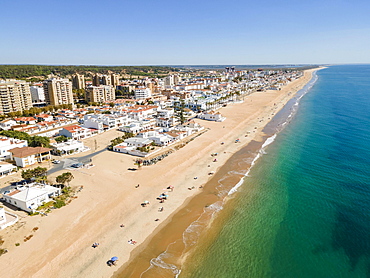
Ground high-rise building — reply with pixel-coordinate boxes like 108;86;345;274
164;75;181;87
85;85;115;103
92;74;101;86
72;74;85;90
111;73;120;87
43;78;74;106
101;75;112;86
30;85;45;103
0;80;32;114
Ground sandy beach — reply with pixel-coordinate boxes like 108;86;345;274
0;68;318;278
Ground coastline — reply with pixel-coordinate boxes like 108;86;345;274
112;68;322;277
0;68;320;278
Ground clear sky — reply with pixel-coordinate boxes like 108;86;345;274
2;0;370;65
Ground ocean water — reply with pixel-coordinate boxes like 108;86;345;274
181;65;370;278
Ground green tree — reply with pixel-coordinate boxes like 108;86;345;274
21;166;47;181
29;136;51;147
55;136;69;143
56;172;74;185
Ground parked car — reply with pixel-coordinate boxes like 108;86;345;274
53;160;61;164
71;163;83;168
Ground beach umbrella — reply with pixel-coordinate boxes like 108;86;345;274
111;256;118;261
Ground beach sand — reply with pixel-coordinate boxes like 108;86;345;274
0;68;317;278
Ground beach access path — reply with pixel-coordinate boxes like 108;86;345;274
0;68;317;278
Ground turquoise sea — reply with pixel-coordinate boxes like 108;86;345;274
181;65;370;278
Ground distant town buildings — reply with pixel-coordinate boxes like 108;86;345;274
134;87;151;100
85;85;115;103
43;78;74;106
111;73;120;87
0;80;33;114
72;74;85;90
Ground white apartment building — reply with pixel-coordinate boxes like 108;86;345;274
43;78;74;106
0;80;33;114
134;88;151;100
30;85;45;103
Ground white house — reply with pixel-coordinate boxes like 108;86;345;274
9;146;51;168
2;184;61;213
198;111;226;122
35;114;54;122
14;117;37;125
0;119;17;130
82;117;104;133
119;119;156;134
0;207;18;230
51;140;89;156
123;137;153;148
0;137;28;161
137;131;173;146
59;125;92;140
0;162;17;178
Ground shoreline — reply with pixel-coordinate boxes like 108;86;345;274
0;68;320;278
113;68;322;277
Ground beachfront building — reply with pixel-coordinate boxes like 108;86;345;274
113;137;153;157
59;125;92;140
2;183;61;213
0;162;17;178
119;119;156;134
0;207;18;230
85;85;115;103
51;140;89;156
0;137;28;161
197;111;226;122
9;146;52;168
0;80;33;114
136;130;174;146
156;116;179;128
43;78;74;106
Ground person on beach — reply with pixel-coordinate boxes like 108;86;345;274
120;224;125;228
92;243;99;248
135;184;140;188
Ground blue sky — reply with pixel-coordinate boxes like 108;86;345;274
1;0;370;65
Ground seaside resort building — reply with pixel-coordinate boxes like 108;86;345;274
0;80;33;114
9;146;52;168
43;78;74;106
1;183;61;213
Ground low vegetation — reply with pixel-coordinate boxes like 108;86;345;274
108;133;135;150
0;130;51;148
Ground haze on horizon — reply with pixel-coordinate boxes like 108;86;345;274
2;0;370;65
